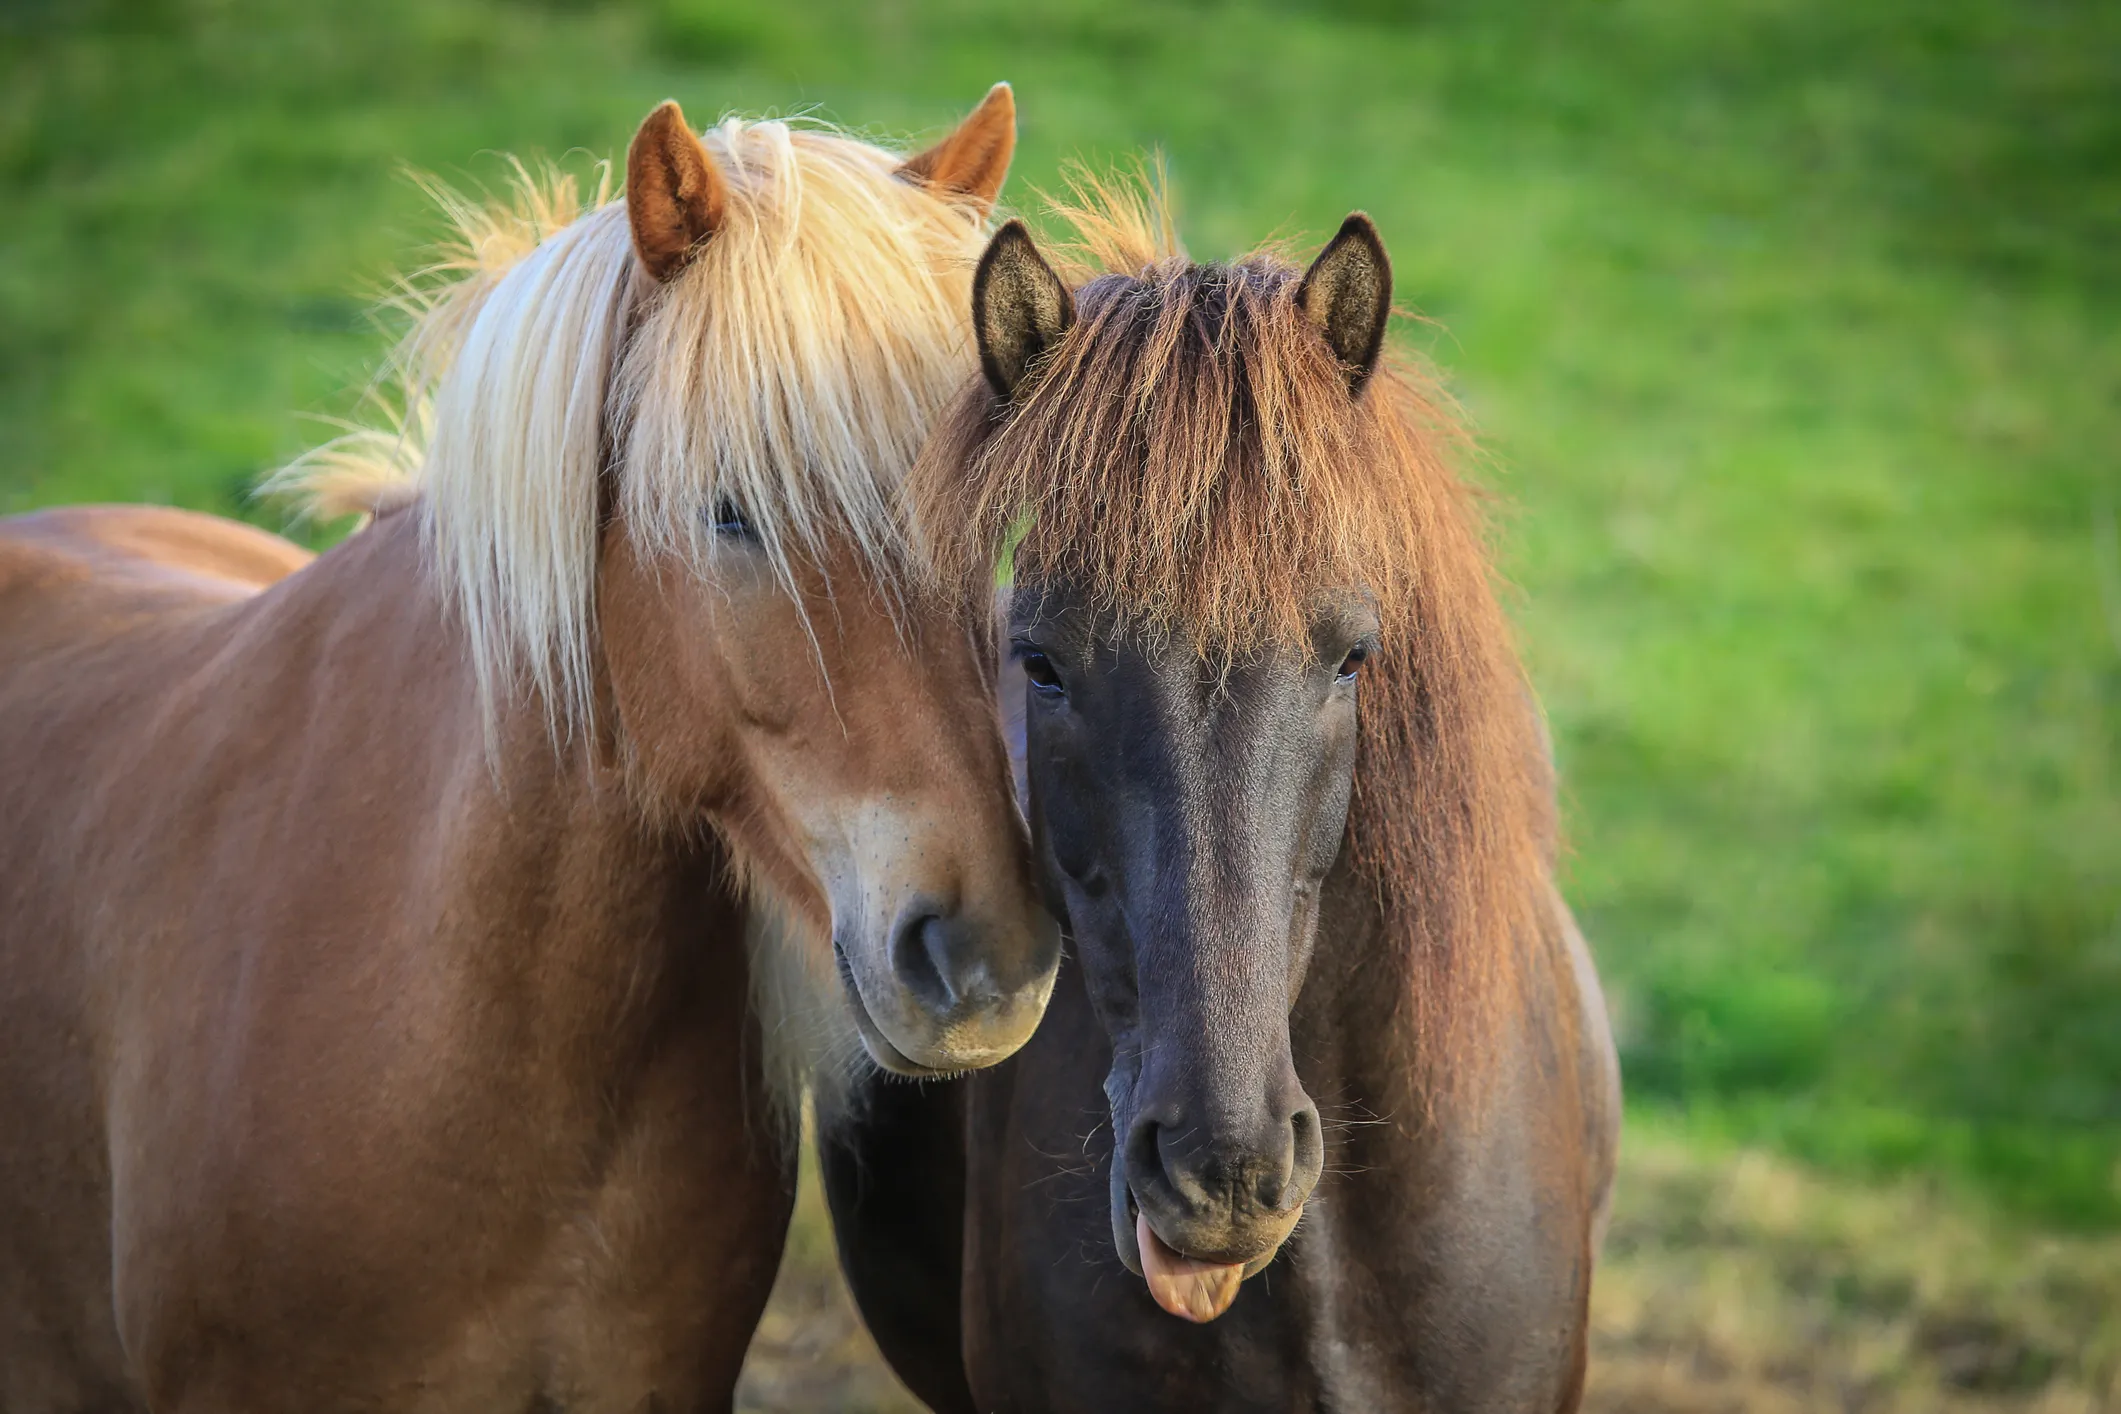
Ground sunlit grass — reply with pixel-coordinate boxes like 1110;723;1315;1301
1586;1118;2121;1411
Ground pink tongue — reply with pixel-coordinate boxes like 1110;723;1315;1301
1136;1212;1245;1323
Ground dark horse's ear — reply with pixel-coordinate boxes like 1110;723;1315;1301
974;220;1076;401
897;82;1017;213
626;100;729;282
1297;213;1392;395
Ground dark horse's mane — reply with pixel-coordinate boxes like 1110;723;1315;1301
912;176;1560;1097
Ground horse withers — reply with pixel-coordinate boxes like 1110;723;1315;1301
0;88;1057;1412
824;186;1621;1411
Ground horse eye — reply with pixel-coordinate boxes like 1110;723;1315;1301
709;499;755;539
1337;645;1369;681
1019;650;1064;695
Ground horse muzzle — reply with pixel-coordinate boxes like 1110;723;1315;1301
1105;1064;1323;1321
835;894;1059;1073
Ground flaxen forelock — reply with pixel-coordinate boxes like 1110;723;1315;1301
272;119;992;732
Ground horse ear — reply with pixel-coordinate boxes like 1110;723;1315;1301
626;100;728;282
1297;213;1392;395
974;220;1075;400
897;82;1017;212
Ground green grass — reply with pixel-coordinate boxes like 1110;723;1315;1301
4;0;2117;1224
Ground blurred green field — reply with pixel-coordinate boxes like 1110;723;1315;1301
3;0;2116;1245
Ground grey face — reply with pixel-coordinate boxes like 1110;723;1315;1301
1008;585;1378;1275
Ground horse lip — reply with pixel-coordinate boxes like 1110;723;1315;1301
1115;1184;1145;1277
1119;1184;1298;1279
831;940;955;1078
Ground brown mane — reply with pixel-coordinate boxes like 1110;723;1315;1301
912;177;1559;1091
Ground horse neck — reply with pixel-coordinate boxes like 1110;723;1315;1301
1278;865;1603;1405
1298;858;1585;1196
244;508;749;1089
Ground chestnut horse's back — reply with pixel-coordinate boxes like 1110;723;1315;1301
0;505;311;694
0;504;308;1413
0;503;310;610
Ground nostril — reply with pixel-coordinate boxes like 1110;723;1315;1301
1128;1114;1225;1212
891;911;957;1012
1125;1114;1176;1203
1270;1103;1325;1210
892;907;1001;1016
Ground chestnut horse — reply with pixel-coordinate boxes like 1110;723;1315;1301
823;189;1621;1410
0;90;1058;1412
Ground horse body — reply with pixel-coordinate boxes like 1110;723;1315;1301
0;87;1052;1412
826;189;1619;1411
0;506;787;1411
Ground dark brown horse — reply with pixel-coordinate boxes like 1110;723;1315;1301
0;89;1059;1412
823;187;1621;1411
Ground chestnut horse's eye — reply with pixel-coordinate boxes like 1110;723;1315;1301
709;498;755;539
1337;645;1369;681
1018;649;1065;695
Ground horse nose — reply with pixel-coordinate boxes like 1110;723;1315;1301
1124;1084;1324;1257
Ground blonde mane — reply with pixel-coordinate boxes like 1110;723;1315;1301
914;175;1561;1093
273;118;994;729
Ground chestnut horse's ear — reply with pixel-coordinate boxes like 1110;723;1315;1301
626;100;728;281
1297;212;1393;395
974;220;1075;400
896;82;1017;212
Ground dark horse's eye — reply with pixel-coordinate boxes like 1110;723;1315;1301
709;498;755;539
1018;649;1064;695
1337;645;1369;681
